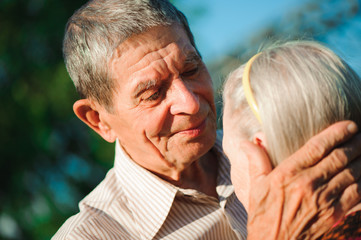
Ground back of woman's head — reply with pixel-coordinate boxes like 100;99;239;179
224;41;361;167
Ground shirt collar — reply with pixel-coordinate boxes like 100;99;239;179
114;141;178;240
113;132;235;239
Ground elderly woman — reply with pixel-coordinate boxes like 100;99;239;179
222;41;361;239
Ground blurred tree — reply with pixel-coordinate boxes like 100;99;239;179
0;0;114;239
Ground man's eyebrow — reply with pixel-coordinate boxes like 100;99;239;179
132;79;158;98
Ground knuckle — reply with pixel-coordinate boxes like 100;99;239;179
342;167;357;182
305;138;328;162
328;148;348;169
289;175;313;196
346;183;361;202
291;181;306;194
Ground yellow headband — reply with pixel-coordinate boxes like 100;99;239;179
242;52;262;123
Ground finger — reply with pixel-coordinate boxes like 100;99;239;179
336;180;361;215
309;180;361;238
306;158;361;237
284;121;358;170
311;132;361;183
318;155;361;207
303;168;361;239
238;140;272;181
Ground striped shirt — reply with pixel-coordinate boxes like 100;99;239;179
52;132;248;239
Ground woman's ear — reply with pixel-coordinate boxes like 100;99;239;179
252;131;267;152
73;99;117;143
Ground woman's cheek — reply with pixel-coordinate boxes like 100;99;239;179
230;155;251;212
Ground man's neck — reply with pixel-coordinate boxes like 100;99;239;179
166;150;219;198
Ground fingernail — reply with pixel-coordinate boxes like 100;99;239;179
347;122;358;134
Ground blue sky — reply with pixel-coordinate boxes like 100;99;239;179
174;0;308;63
173;0;361;75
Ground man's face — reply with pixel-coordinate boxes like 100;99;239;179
101;24;217;176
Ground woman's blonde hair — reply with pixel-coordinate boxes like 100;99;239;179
224;41;361;167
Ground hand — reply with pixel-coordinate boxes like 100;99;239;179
234;121;361;239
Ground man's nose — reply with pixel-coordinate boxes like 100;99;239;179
169;78;200;115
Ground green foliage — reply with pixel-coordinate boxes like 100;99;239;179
0;0;113;239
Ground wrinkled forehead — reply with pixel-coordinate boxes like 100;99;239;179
118;25;193;60
108;24;198;85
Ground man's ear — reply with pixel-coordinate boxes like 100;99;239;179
73;99;117;143
252;132;268;152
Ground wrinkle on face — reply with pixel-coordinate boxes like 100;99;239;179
103;24;216;178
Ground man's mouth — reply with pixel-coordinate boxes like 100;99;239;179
177;119;207;137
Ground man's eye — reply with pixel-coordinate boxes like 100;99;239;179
145;91;161;101
182;67;199;77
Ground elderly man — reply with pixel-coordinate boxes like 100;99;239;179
53;0;361;239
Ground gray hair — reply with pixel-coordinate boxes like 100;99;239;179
63;0;197;111
224;41;361;167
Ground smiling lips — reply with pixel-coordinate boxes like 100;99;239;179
177;119;207;137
